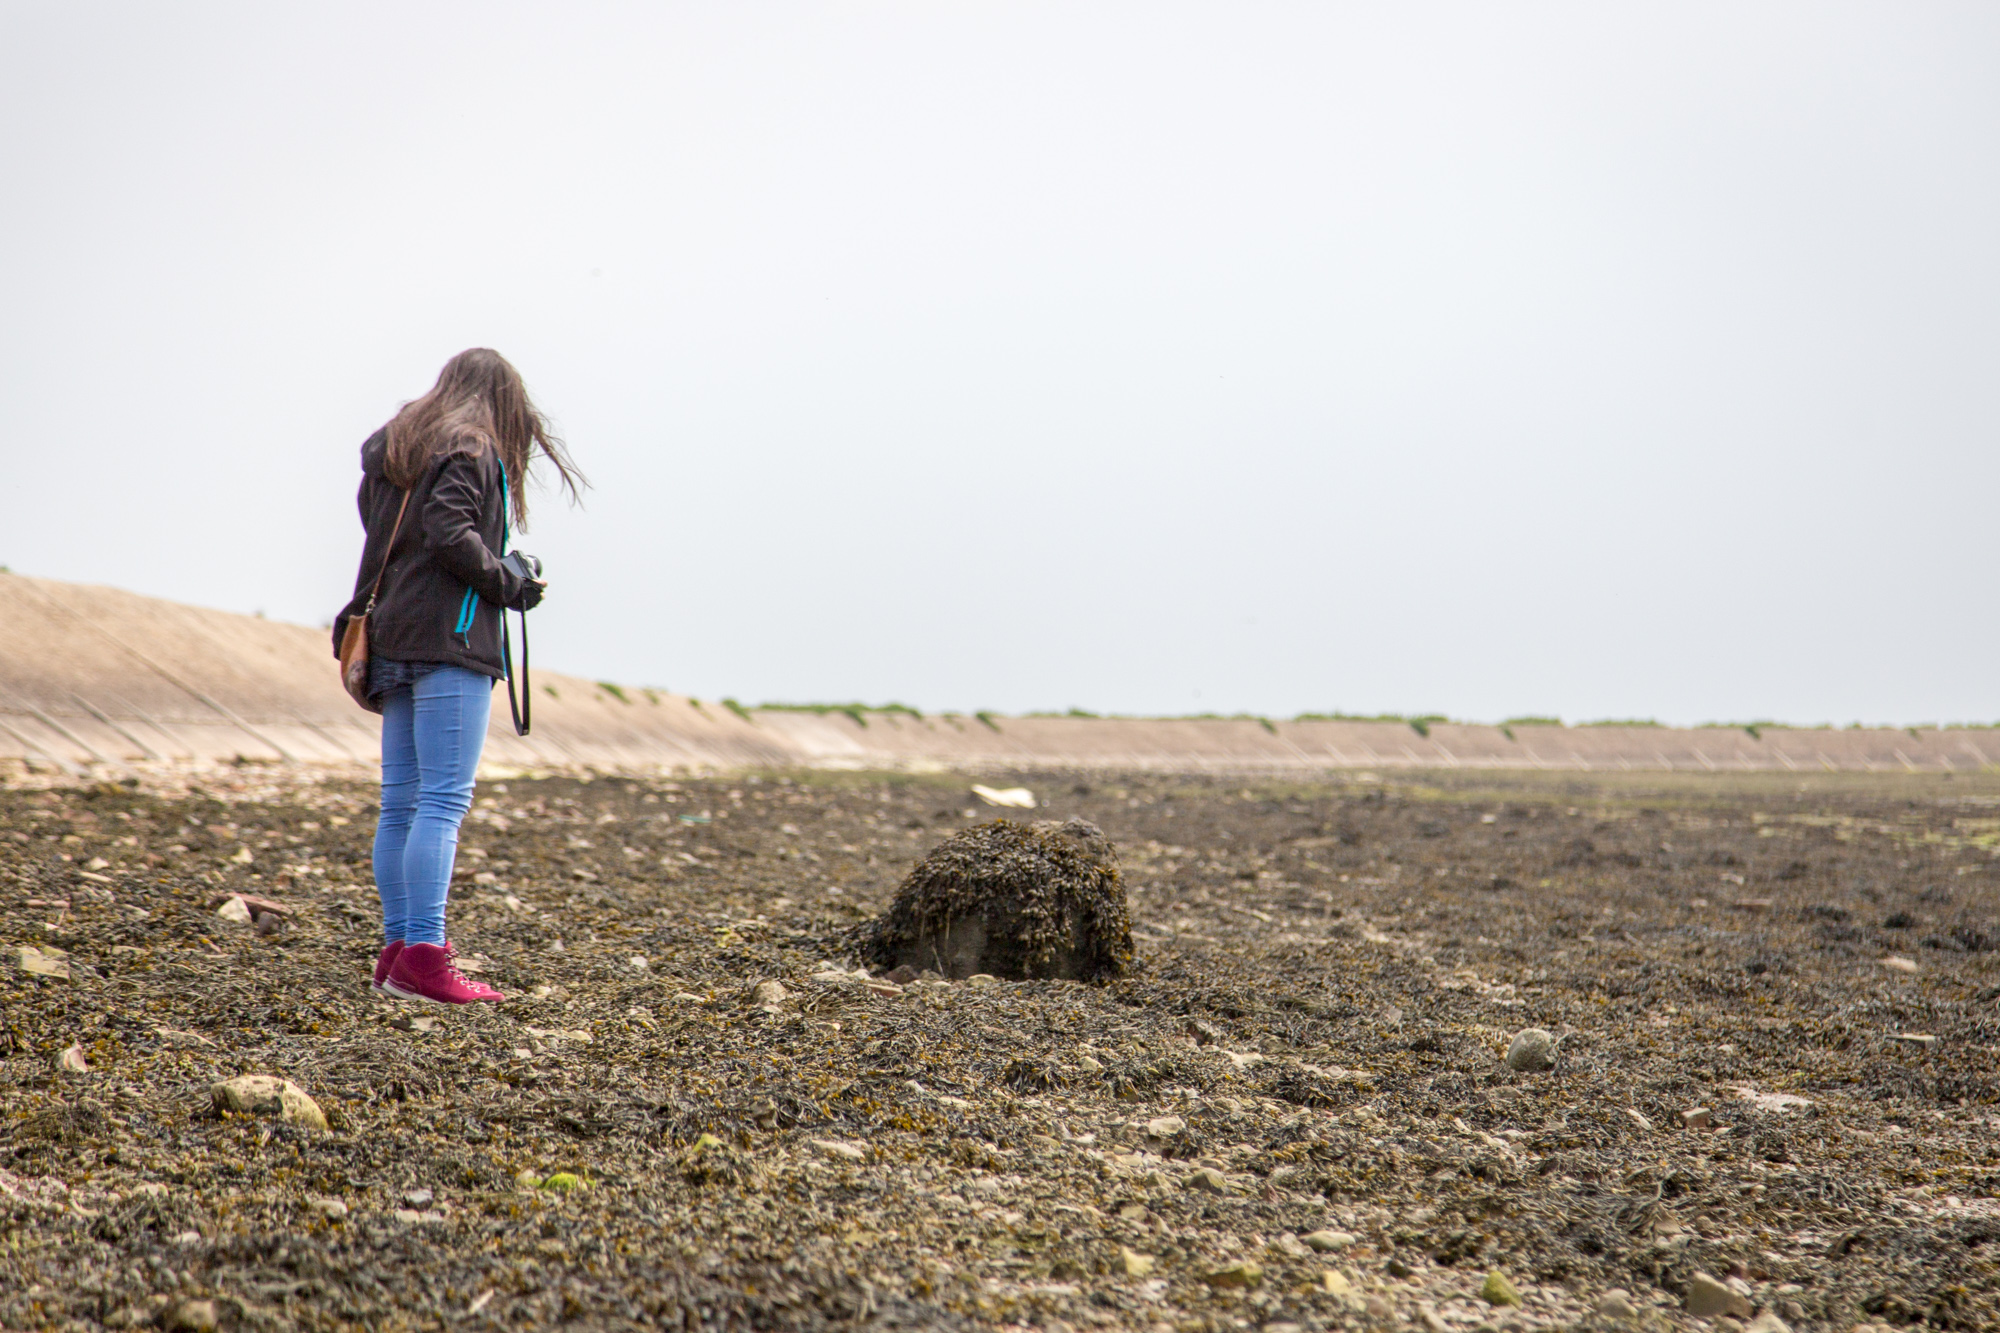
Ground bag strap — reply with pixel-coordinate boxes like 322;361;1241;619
361;490;413;615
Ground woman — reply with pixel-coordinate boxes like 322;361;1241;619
333;349;582;1004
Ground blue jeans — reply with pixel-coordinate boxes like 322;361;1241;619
374;667;493;947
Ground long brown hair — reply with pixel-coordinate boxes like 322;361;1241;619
385;348;584;529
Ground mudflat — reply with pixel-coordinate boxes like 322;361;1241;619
3;766;1996;1331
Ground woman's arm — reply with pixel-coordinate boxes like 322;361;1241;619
422;453;530;608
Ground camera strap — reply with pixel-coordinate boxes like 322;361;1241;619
496;460;531;737
502;609;530;736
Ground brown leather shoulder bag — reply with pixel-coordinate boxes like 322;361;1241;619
337;490;412;713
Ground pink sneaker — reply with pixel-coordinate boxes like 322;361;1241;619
372;942;405;991
384;942;503;1005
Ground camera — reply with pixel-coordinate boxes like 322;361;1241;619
501;551;543;581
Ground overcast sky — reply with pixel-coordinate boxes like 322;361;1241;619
4;3;1996;726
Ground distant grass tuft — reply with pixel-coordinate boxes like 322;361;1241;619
597;682;629;705
722;698;754;724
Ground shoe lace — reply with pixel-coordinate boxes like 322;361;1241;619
438;942;475;987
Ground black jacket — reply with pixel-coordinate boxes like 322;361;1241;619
331;427;531;679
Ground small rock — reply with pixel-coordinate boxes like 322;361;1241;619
965;973;999;987
229;846;254;865
1480;1270;1522;1307
1597;1289;1637;1319
1183;1167;1229;1194
392;1208;444;1223
1302;1229;1355;1251
628;954;648;970
1879;955;1918;974
812;1138;866;1161
253;913;284;937
1203;1259;1262;1289
1077;1055;1103;1074
1417;1306;1449;1333
1624;1107;1656;1132
1715;1319;1744;1333
164;1298;218;1333
513;1170;543;1191
1892;1032;1937;1049
403;1188;434;1207
751;979;789;1006
1685;1272;1752;1319
1322;1269;1352;1297
1120;1247;1156;1278
56;1043;88;1074
15;944;70;979
307;1197;348;1218
1385;1256;1415;1278
1273;1232;1310;1257
1504;1028;1555;1072
215;895;253;924
1145;1115;1185;1138
210;1075;327;1131
390;1014;435;1033
1744;1312;1792;1333
884;964;920;984
1681;1107;1712;1130
1363;1295;1393;1319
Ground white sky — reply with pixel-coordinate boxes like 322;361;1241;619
4;3;1997;726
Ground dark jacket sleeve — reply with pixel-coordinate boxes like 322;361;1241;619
423;453;527;609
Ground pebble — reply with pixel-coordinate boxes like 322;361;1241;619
57;1043;88;1074
1681;1107;1712;1130
1504;1028;1555;1072
307;1197;348;1218
751;979;788;1006
15;944;69;979
1077;1055;1103;1074
1203;1259;1262;1289
1302;1229;1355;1251
1596;1289;1637;1319
1480;1270;1522;1307
164;1299;217;1333
210;1075;327;1131
215;896;253;924
1684;1272;1752;1319
1145;1115;1185;1138
1183;1167;1230;1194
1744;1312;1793;1333
1120;1247;1156;1277
1322;1270;1352;1297
513;1170;543;1191
812;1138;866;1161
403;1188;434;1207
1879;956;1918;974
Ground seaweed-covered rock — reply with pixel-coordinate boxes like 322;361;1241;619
863;818;1133;981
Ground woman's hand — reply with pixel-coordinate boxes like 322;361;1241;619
512;578;546;612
